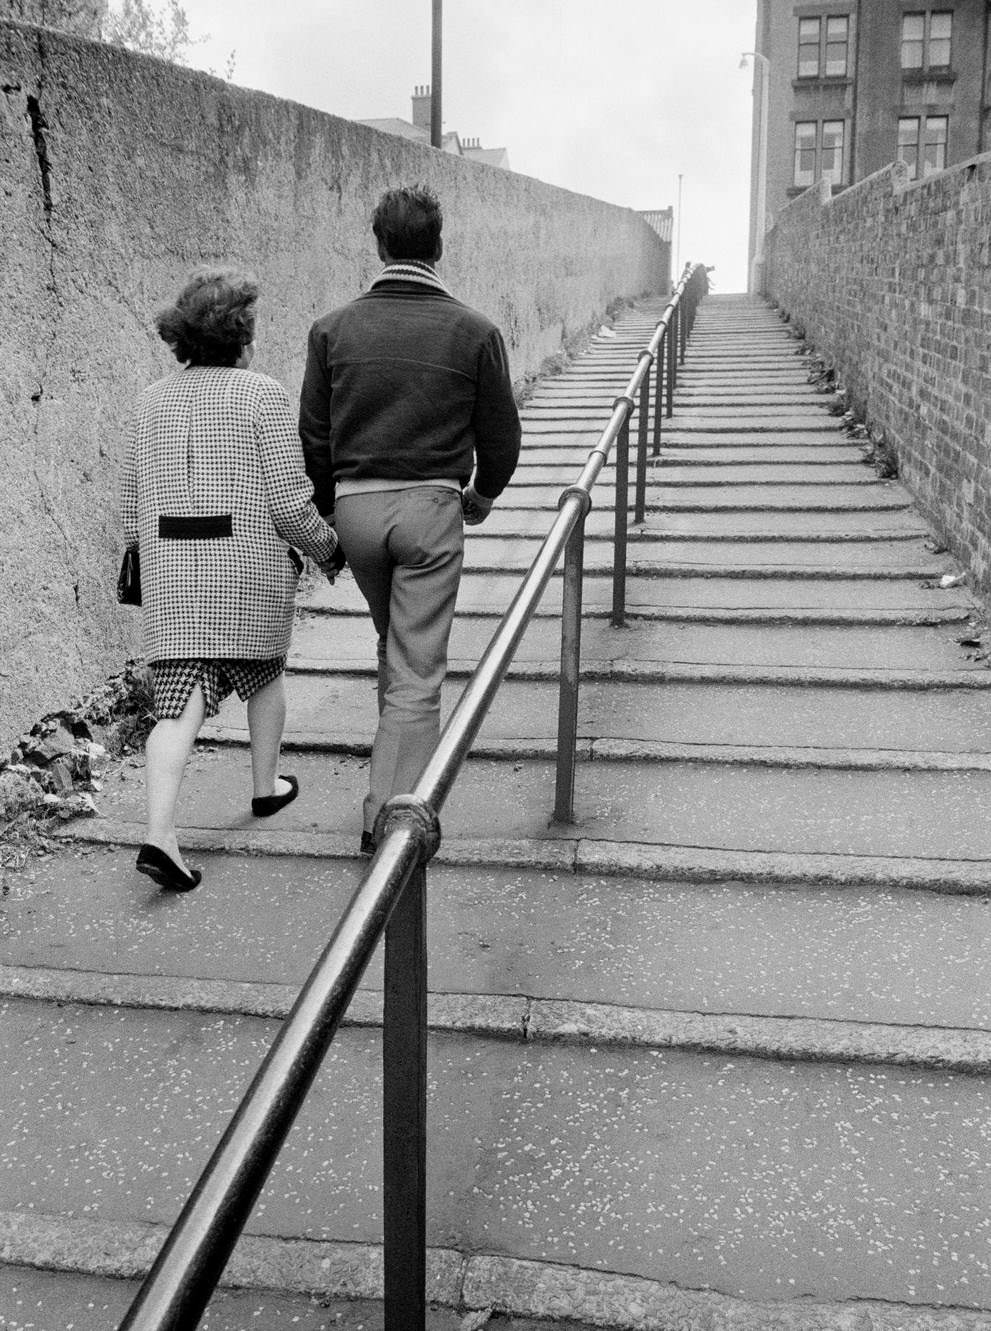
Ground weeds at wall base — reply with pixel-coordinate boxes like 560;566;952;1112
0;660;155;891
790;324;900;479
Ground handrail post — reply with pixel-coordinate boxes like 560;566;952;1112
555;487;591;824
383;860;427;1331
666;308;677;418
634;350;652;525
652;327;665;457
679;290;688;363
376;797;439;1331
611;398;634;628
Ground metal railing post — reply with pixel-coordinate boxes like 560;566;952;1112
679;289;688;363
383;861;427;1331
651;327;665;457
634;350;652;525
554;487;591;824
666;308;677;418
611;398;634;628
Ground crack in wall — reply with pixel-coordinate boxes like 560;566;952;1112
25;93;52;218
22;31;79;615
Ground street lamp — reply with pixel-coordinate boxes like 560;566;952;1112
740;50;769;293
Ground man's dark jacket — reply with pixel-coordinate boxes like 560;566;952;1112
299;276;522;515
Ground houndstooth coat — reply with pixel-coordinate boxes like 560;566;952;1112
120;366;336;661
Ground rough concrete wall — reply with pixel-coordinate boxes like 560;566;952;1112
0;0;103;37
0;21;665;753
765;156;991;598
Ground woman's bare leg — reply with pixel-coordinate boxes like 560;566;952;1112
145;685;206;872
246;672;292;800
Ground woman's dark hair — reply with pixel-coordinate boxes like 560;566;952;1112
372;186;443;261
156;266;258;366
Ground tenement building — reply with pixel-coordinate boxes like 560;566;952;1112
747;0;991;286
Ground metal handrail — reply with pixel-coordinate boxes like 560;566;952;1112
118;260;709;1331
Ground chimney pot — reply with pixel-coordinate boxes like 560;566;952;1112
411;84;432;133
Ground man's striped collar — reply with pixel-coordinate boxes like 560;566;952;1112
369;261;451;295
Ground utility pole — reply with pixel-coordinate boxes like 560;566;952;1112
430;0;442;148
676;173;683;278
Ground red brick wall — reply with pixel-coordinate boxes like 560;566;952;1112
765;155;991;596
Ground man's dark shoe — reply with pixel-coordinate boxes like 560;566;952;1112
251;774;299;817
360;831;377;856
136;843;202;892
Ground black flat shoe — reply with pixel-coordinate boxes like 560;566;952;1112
251;774;299;817
359;830;377;856
136;843;202;892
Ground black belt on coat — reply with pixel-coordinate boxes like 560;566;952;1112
158;515;233;539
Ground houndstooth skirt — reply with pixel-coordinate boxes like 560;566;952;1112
151;657;287;720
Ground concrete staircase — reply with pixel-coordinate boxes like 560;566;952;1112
2;294;991;1328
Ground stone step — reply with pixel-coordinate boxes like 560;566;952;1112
3;991;990;1313
464;507;929;538
84;746;991;865
519;429;848;448
291;613;979;673
652;445;867;463
66;815;991;895
521;404;832;423
545;370;813;387
308;569;969;614
0;1260;457;1331
512;463;884;486
522;418;845;436
7;850;991;1040
460;536;951;574
207;667;991;755
13;1242;967;1331
304;595;968;628
529;384;821;401
472;484;911;508
514;445;868;465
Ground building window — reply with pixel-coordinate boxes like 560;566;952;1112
898;115;948;178
794;122;818;185
824;17;849;76
929;11;952;66
901;11;952;70
794;120;845;187
821;120;845;183
798;18;821;76
797;14;849;78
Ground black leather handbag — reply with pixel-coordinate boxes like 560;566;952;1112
116;547;141;606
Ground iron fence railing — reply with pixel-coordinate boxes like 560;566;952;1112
117;260;709;1331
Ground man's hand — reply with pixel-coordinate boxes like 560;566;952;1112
317;529;347;582
461;483;494;526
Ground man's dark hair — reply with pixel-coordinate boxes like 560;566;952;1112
156;266;258;366
372;186;443;261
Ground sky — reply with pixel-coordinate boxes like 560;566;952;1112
181;0;758;292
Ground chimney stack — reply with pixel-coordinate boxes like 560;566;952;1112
411;85;431;133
